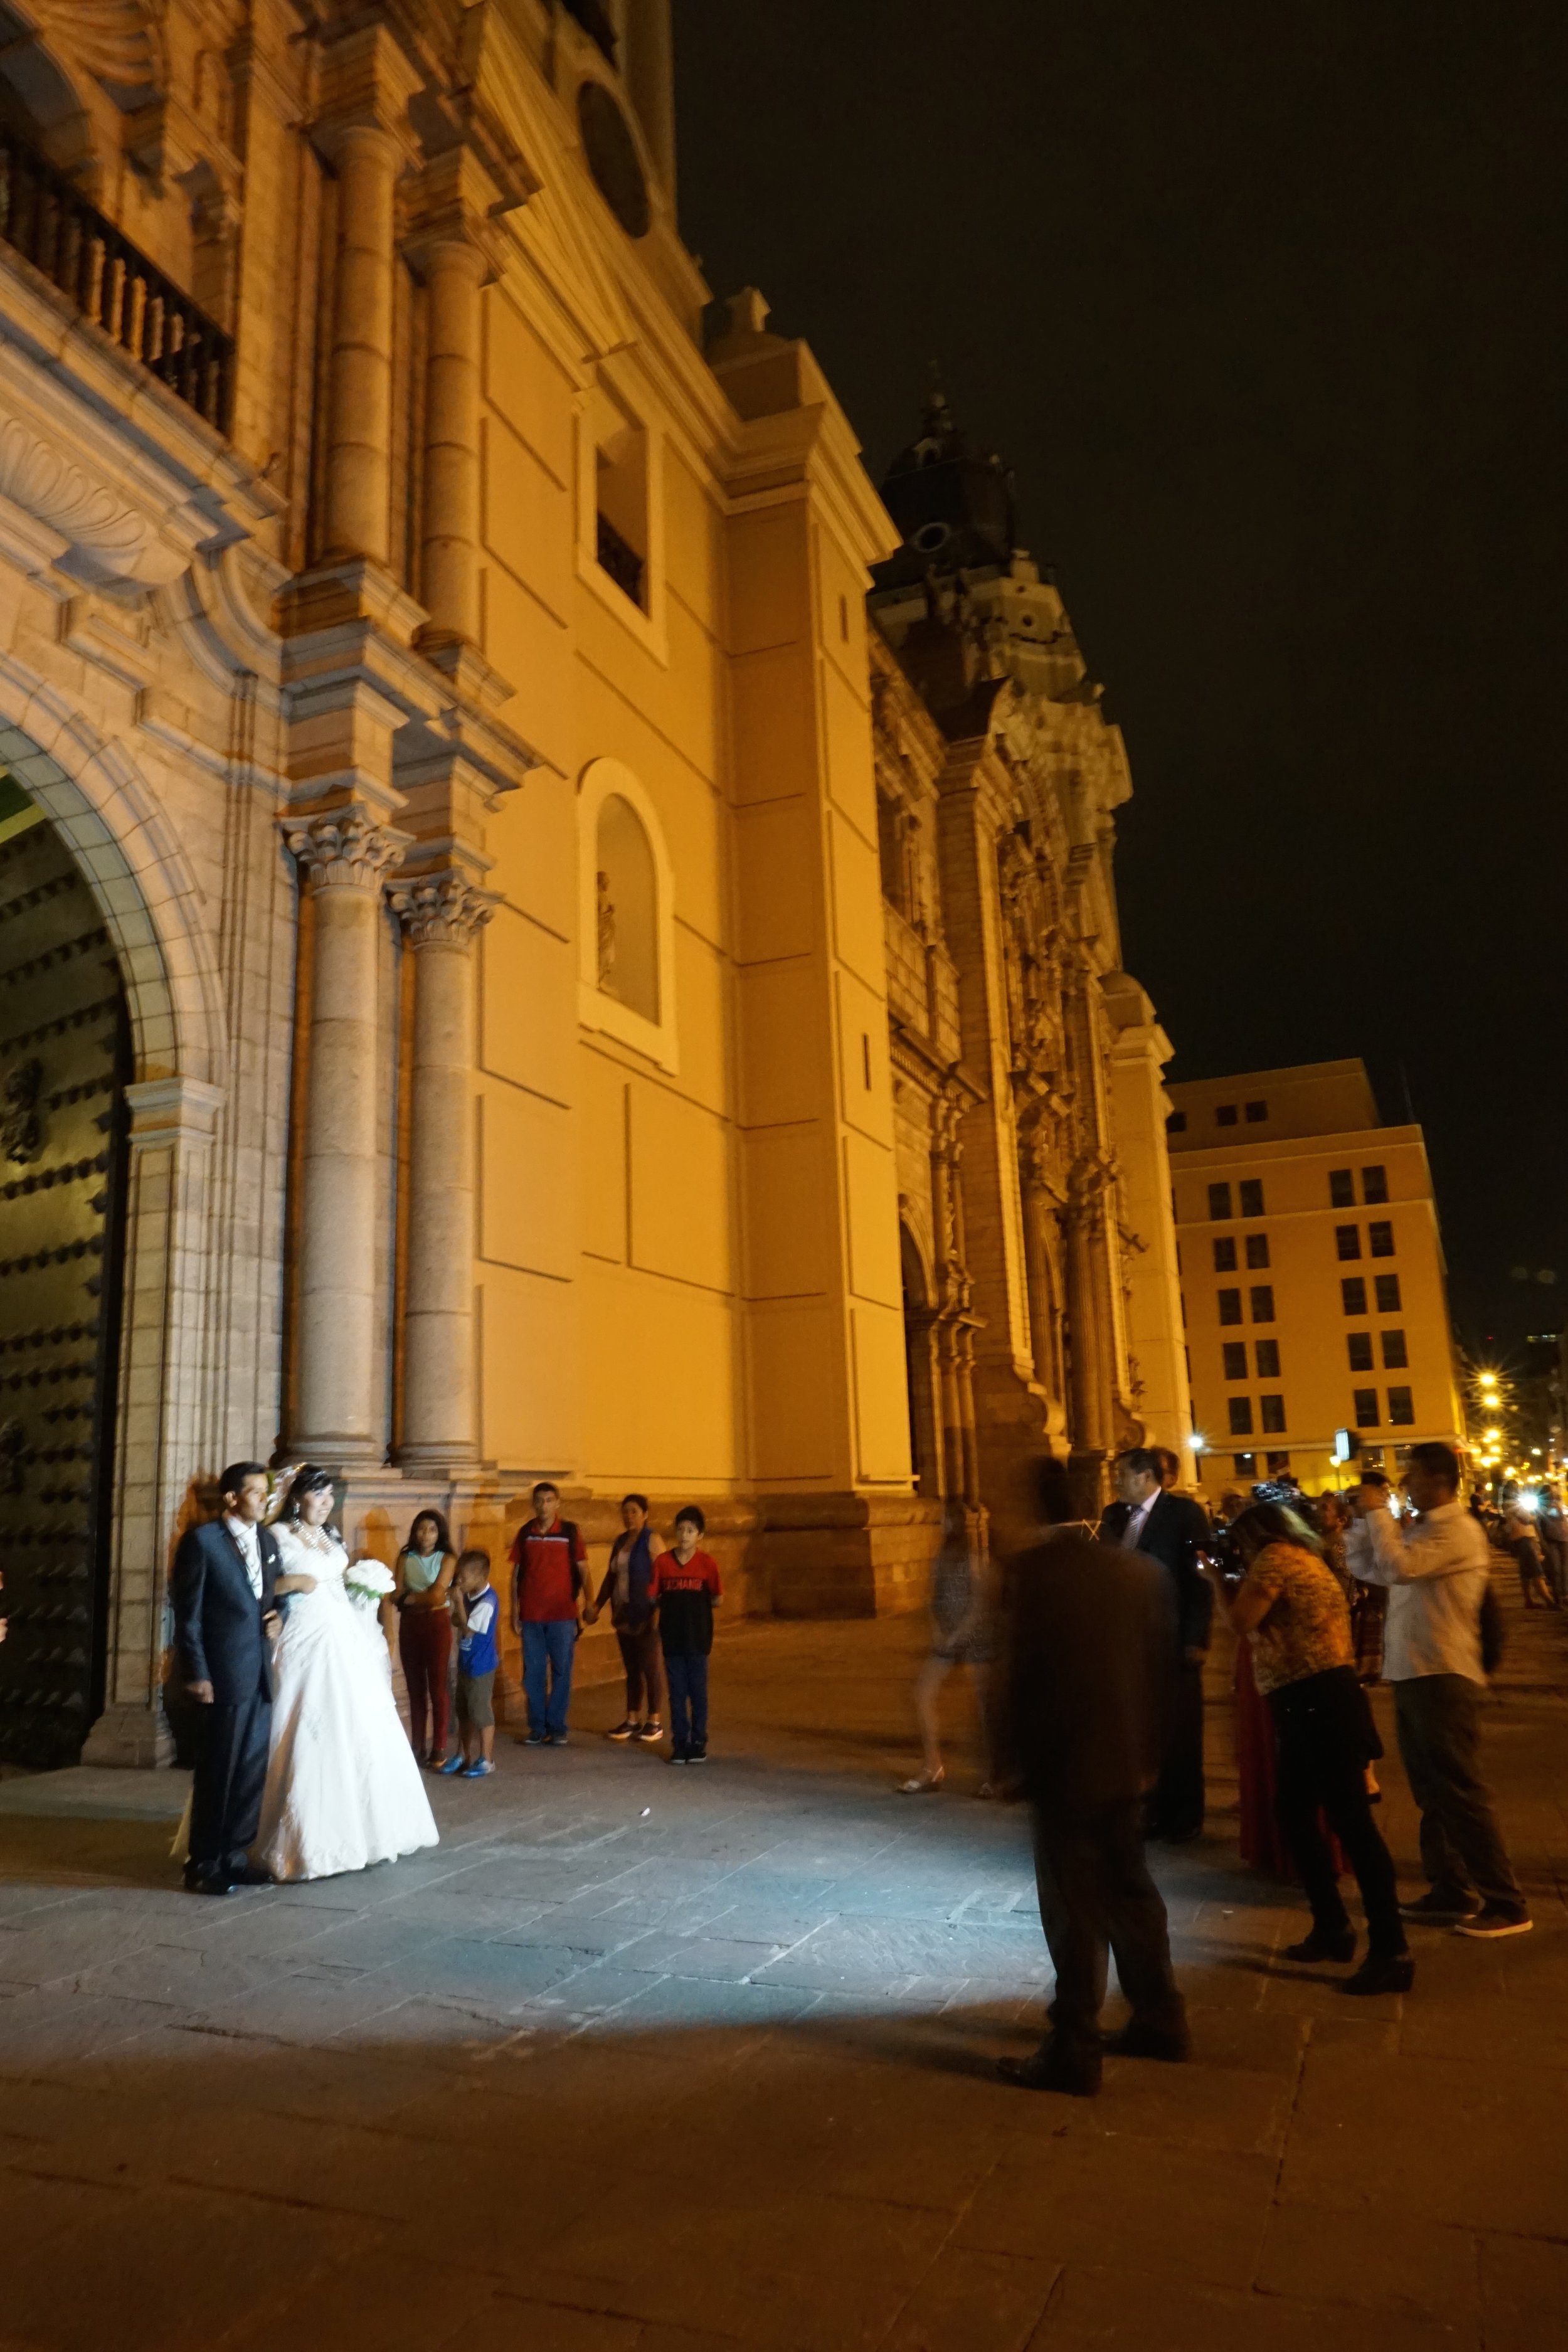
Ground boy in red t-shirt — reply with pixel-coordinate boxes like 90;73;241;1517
509;1481;589;1745
649;1505;723;1763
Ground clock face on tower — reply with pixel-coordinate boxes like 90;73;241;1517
578;80;650;239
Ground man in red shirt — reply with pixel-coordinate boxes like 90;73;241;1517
509;1482;589;1745
650;1505;723;1762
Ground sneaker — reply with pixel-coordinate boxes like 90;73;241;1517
1342;1954;1414;1996
607;1719;638;1742
1399;1890;1480;1924
542;1731;569;1747
521;1730;547;1746
1454;1908;1533;1939
438;1754;467;1775
462;1759;495;1778
637;1720;664;1743
670;1745;691;1764
687;1744;708;1763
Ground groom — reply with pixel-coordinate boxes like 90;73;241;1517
171;1461;283;1895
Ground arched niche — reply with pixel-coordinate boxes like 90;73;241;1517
576;755;677;1072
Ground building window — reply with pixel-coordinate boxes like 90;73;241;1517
1266;1449;1291;1473
1244;1099;1268;1123
1222;1341;1248;1379
1260;1394;1286;1434
1353;1387;1380;1428
1249;1285;1275;1323
1362;1164;1389;1204
1229;1397;1254;1436
1381;1328;1409;1369
1348;1332;1374;1372
1232;1451;1257;1475
1387;1385;1415;1426
1217;1288;1242;1326
1336;1225;1362;1261
1330;1168;1355;1207
1342;1276;1368;1315
1255;1337;1281;1377
1375;1273;1402;1314
1245;1232;1270;1269
1361;1444;1385;1470
590;385;650;610
1167;1110;1187;1133
1212;1236;1238;1271
1216;1103;1239;1126
1239;1179;1265;1217
1369;1221;1395;1258
1208;1182;1232;1220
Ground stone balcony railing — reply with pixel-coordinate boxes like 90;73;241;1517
0;124;233;433
884;901;961;1066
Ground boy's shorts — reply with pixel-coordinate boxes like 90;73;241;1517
457;1670;495;1730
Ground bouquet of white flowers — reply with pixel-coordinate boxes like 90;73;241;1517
344;1558;396;1617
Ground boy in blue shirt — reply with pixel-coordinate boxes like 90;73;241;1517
443;1549;499;1777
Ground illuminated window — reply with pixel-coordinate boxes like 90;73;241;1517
1245;1233;1269;1269
1375;1273;1402;1314
1381;1329;1408;1369
1387;1385;1415;1426
1229;1396;1254;1436
1239;1179;1265;1217
1212;1236;1237;1271
1222;1342;1248;1379
1348;1332;1374;1372
1266;1450;1291;1473
1249;1285;1275;1323
1342;1276;1367;1315
1330;1168;1355;1207
1208;1182;1232;1220
1255;1338;1281;1377
1260;1395;1286;1434
1336;1225;1362;1261
1369;1221;1395;1258
1353;1387;1380;1428
1362;1164;1389;1204
1216;1103;1238;1126
1217;1288;1242;1327
1244;1099;1268;1123
1232;1451;1257;1475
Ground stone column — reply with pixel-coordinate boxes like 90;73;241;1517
321;120;403;566
286;811;407;1460
417;236;486;649
391;872;495;1470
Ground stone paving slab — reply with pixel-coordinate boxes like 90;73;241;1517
0;1599;1565;2350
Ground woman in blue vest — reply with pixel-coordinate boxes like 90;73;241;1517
588;1493;664;1743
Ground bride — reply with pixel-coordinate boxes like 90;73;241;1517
254;1464;440;1882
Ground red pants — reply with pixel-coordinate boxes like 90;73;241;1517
400;1607;452;1759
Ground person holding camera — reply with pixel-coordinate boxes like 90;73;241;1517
1347;1446;1530;1938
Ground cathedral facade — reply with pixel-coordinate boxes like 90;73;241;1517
0;0;1189;1769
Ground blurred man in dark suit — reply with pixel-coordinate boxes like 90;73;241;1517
993;1456;1188;2096
1099;1446;1214;1840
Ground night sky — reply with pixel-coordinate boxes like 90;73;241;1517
672;1;1567;1355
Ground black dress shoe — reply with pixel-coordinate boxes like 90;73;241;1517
183;1868;236;1897
1283;1927;1357;1964
1103;2020;1192;2062
998;2043;1101;2097
228;1865;275;1888
1342;1952;1414;1996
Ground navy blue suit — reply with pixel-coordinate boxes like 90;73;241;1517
171;1517;282;1877
1099;1490;1214;1840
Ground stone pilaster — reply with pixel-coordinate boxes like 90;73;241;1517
390;871;497;1473
285;808;408;1463
83;1076;225;1768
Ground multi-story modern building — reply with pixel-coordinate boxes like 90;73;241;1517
1168;1059;1465;1493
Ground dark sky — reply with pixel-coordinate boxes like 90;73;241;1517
671;0;1568;1355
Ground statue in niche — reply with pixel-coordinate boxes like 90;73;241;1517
596;870;618;995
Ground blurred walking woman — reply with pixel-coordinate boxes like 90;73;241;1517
588;1493;664;1744
395;1509;457;1764
1221;1500;1411;1997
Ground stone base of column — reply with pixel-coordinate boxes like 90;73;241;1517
750;1493;943;1619
277;556;427;648
393;1443;482;1478
81;1699;174;1769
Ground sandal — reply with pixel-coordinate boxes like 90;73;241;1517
898;1766;945;1794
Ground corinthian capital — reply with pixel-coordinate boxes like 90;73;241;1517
391;872;499;948
286;810;410;893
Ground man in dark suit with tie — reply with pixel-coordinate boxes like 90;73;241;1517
1099;1446;1214;1841
172;1461;292;1895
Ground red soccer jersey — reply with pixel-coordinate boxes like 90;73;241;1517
649;1547;723;1655
511;1520;585;1622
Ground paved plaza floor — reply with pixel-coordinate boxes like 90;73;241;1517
1;1595;1565;2352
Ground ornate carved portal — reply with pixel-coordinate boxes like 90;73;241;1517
0;800;130;1767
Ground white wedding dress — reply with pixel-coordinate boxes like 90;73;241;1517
253;1524;439;1882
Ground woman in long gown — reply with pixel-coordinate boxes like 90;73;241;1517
254;1465;439;1882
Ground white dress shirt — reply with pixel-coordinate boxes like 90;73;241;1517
224;1512;264;1602
1345;1499;1489;1684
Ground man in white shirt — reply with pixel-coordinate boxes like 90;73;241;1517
1347;1443;1530;1938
